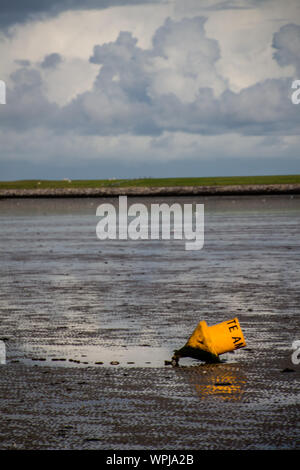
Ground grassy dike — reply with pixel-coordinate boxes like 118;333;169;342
0;175;300;197
0;174;300;190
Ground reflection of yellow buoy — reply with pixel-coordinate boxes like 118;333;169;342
176;363;247;402
172;317;246;364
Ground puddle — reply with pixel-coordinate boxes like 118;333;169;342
7;344;177;368
6;342;242;369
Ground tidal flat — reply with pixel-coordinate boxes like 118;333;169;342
0;195;299;449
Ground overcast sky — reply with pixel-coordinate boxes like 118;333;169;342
0;0;300;180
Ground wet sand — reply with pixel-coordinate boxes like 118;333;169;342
0;195;299;449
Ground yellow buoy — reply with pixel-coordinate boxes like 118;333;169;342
172;317;246;364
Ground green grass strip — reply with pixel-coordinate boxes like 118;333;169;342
0;174;300;190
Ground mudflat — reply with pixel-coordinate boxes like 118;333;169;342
0;195;299;449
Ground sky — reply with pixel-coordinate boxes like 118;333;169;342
0;0;300;180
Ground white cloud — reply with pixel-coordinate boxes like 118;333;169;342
173;0;300;91
0;5;170;86
40;58;98;106
148;17;227;101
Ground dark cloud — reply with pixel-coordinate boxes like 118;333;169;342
14;59;31;67
0;0;162;30
0;67;57;131
219;78;299;135
272;23;300;75
40;52;63;69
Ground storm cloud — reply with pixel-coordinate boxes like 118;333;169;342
0;0;161;30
